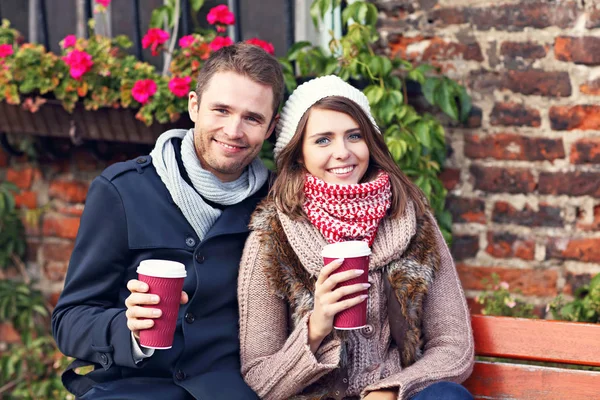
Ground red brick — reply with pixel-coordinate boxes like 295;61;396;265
44;261;68;282
12;190;37;209
555;36;600;65
570;138;600;164
42;215;81;239
503;70;571;97
25;238;40;263
466;106;482;128
577;204;600;231
48;180;89;203
48;292;61;308
486;232;535;261
563;272;592;296
451;235;479;261
41;241;75;263
547;237;600;263
550;105;600;130
422;38;484;62
466;297;484;315
457;264;559;297
0;322;20;344
489;102;541;127
470;165;536;194
432;3;578;31
465;133;564;161
587;10;600;29
389;35;427;61
446;196;486;224
579;78;600;95
6;167;37;190
539;171;600;198
0;147;8;167
56;204;85;217
440;168;460;190
500;41;547;59
468;69;503;95
492;201;564;228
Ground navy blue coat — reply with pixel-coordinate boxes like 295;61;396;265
52;149;265;400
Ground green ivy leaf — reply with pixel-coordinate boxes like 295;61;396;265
149;6;169;29
414;121;431;148
422;77;440;105
190;0;205;12
435;80;459;121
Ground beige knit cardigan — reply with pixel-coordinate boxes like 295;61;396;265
238;200;474;400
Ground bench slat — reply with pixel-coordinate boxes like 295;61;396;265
464;361;600;400
471;315;600;367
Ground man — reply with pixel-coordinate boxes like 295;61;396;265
52;43;284;399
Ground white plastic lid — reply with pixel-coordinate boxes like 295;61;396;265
321;240;371;258
136;259;187;278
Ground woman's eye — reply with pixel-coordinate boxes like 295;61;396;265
348;133;362;141
315;137;330;145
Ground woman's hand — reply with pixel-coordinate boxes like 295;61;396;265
124;279;189;340
307;258;370;353
363;389;397;400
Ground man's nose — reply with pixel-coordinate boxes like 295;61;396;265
222;116;243;138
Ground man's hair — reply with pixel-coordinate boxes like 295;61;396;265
270;96;427;220
195;43;284;118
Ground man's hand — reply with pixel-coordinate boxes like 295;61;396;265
363;389;397;400
125;279;189;340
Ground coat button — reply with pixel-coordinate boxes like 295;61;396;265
175;369;186;381
185;237;196;247
99;354;108;365
185;312;195;324
136;157;147;164
342;378;348;384
195;253;204;263
361;324;374;338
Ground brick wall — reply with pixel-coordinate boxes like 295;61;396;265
0;141;148;344
377;0;600;313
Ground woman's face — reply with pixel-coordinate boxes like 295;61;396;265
300;108;370;185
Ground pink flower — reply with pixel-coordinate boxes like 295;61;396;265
63;49;94;80
0;44;14;58
62;35;77;48
168;76;192;98
207;5;235;25
96;0;111;6
142;28;170;56
499;282;510;290
179;35;195;48
132;79;158;104
209;36;233;52
504;297;516;309
246;38;275;55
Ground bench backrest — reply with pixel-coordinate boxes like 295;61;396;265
463;315;600;400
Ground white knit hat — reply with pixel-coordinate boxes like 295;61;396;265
274;75;379;161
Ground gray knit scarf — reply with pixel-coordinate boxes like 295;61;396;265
150;128;269;240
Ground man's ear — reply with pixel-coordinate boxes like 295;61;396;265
188;91;199;123
265;113;279;139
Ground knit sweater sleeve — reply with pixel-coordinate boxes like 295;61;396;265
362;213;475;399
238;231;342;400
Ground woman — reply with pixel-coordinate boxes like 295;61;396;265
238;75;474;400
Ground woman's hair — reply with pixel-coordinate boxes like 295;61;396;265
270;95;427;220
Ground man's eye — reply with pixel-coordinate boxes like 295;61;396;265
215;109;228;114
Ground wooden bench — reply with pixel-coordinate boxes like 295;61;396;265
463;315;600;399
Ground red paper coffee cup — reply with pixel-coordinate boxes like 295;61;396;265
322;241;371;330
136;259;186;349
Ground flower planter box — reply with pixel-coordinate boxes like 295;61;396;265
0;100;190;145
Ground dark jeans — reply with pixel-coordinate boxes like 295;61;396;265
410;381;473;400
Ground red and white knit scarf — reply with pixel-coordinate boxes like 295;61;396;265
303;171;392;246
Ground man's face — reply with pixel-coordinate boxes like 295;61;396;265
188;71;276;182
